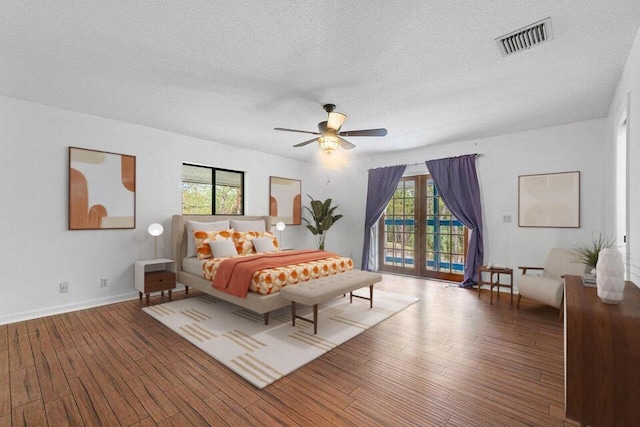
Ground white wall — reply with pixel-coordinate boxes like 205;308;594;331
0;95;323;324
320;118;609;287
301;151;369;259
607;26;640;285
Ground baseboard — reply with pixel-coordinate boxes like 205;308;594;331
0;284;188;325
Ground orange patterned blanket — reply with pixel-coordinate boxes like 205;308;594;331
212;250;338;297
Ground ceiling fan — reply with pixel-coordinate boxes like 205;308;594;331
274;104;387;154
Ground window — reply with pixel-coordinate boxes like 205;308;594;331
182;164;244;215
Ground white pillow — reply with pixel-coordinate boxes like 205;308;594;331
208;240;238;258
185;220;230;258
252;237;276;253
230;219;266;232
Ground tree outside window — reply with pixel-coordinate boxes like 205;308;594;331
182;164;244;215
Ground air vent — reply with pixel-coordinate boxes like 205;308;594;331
495;17;553;57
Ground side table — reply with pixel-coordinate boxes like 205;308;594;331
478;266;513;305
134;259;177;306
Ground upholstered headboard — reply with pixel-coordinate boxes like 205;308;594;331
171;214;271;272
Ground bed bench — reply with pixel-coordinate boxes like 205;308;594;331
279;270;383;334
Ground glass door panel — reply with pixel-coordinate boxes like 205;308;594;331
379;177;419;275
380;174;467;281
422;175;466;280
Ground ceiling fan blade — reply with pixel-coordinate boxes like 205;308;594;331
337;137;356;150
293;137;319;147
339;128;388;137
327;112;347;131
275;127;321;136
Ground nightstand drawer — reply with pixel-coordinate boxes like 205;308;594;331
144;270;176;293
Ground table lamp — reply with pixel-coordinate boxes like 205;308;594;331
147;223;164;259
275;221;286;249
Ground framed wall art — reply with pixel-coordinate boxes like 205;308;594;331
518;171;580;228
269;176;301;225
69;147;136;230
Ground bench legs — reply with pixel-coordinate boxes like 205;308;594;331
291;301;319;334
350;284;373;308
289;284;374;334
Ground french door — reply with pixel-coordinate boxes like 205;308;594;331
378;175;468;281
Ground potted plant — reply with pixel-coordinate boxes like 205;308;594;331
302;195;343;250
572;234;615;271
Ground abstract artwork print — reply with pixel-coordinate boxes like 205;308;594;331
69;147;136;229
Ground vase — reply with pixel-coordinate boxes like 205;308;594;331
315;233;326;250
595;248;625;304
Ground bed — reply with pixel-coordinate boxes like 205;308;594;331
170;214;353;324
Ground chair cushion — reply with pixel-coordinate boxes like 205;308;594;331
517;275;563;308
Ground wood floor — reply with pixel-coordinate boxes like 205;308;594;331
1;275;580;426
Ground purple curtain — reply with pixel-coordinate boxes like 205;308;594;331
361;165;406;271
426;155;483;287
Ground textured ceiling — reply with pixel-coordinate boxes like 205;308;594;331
1;1;639;162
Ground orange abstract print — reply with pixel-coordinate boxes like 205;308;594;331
68;147;136;229
121;156;135;192
69;168;108;228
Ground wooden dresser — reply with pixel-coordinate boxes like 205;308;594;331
564;275;640;426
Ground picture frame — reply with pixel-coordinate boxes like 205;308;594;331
69;147;136;230
518;171;580;228
269;176;301;225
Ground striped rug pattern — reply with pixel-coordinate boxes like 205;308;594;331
143;289;418;388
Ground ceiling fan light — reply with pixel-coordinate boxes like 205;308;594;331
318;136;339;154
327;112;347;131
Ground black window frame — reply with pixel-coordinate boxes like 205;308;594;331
181;163;245;215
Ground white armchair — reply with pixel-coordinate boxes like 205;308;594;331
517;248;588;320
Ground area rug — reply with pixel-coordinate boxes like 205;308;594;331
142;289;419;388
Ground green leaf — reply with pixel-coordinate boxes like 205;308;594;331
320;216;333;231
572;234;615;267
305;225;319;235
310;200;323;218
322;199;332;214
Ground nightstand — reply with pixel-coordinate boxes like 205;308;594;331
135;258;177;306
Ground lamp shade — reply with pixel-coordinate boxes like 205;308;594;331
276;221;286;232
147;223;164;237
327;112;347;131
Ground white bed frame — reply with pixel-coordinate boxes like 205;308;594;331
171;214;291;324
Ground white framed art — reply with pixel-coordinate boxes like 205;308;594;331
518;171;580;228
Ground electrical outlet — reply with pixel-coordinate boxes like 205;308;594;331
59;282;69;293
502;214;513;223
100;278;108;287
